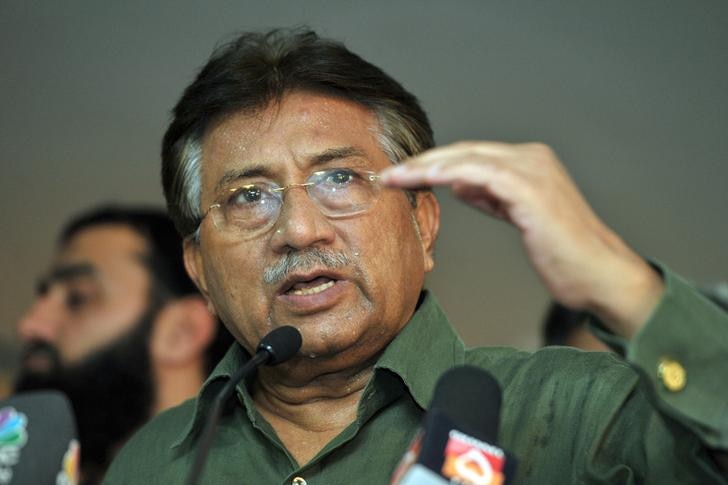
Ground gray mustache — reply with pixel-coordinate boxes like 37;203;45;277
263;249;352;285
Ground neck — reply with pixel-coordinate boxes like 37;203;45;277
251;355;379;465
152;360;206;415
253;355;376;429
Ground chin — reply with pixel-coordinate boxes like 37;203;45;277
297;336;356;360
301;327;391;366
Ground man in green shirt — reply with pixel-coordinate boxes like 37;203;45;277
104;29;728;484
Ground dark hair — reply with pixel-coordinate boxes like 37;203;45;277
60;205;234;372
162;27;434;238
541;301;590;347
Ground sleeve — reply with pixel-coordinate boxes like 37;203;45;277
592;262;728;450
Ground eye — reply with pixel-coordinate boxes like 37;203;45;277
230;184;264;205
221;183;280;229
324;168;357;185
62;279;99;313
66;292;86;309
65;290;94;312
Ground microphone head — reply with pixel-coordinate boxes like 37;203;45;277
429;365;502;443
256;325;302;365
398;367;516;485
0;390;80;485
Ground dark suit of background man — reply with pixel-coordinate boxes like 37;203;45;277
103;30;728;484
15;206;233;485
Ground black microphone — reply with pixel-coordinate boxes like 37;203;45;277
184;325;302;485
0;390;79;485
391;366;517;485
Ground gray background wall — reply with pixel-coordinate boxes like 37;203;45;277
2;0;727;385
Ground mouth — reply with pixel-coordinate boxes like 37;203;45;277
276;270;350;312
279;270;343;296
286;276;336;296
20;341;61;374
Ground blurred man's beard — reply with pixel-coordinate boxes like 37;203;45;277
15;309;155;482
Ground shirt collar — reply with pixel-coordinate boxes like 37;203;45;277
374;291;467;409
172;290;466;448
171;341;251;448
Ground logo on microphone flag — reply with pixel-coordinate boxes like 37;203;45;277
441;430;505;485
0;406;28;484
56;439;80;485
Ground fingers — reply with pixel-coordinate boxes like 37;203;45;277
451;181;512;221
379;142;539;217
379;142;512;188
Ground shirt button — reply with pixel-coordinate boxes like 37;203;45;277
657;357;686;392
292;477;307;485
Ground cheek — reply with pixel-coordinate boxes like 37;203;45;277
354;205;425;299
60;306;142;363
200;244;269;343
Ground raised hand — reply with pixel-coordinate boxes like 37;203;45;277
380;141;664;337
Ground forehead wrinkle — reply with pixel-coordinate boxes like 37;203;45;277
203;95;383;201
201;108;274;192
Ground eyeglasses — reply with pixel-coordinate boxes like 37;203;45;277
197;167;382;239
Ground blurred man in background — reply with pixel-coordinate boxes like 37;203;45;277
14;205;234;485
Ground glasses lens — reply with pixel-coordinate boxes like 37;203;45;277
221;183;281;231
309;168;379;216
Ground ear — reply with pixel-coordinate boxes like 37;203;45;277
413;191;440;273
150;296;216;367
183;238;215;314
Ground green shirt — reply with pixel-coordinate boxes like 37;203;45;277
103;266;728;484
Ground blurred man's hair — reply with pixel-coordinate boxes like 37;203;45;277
541;301;590;347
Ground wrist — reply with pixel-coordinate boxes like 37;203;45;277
586;253;664;338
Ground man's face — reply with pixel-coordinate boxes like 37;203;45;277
186;91;437;364
15;224;159;477
17;224;152;373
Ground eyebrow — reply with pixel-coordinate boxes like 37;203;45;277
214;164;272;193
311;146;367;165
36;263;97;295
213;146;369;193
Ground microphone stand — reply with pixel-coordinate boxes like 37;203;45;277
184;350;271;485
184;325;301;485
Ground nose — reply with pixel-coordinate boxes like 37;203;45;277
17;288;67;345
269;186;336;253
